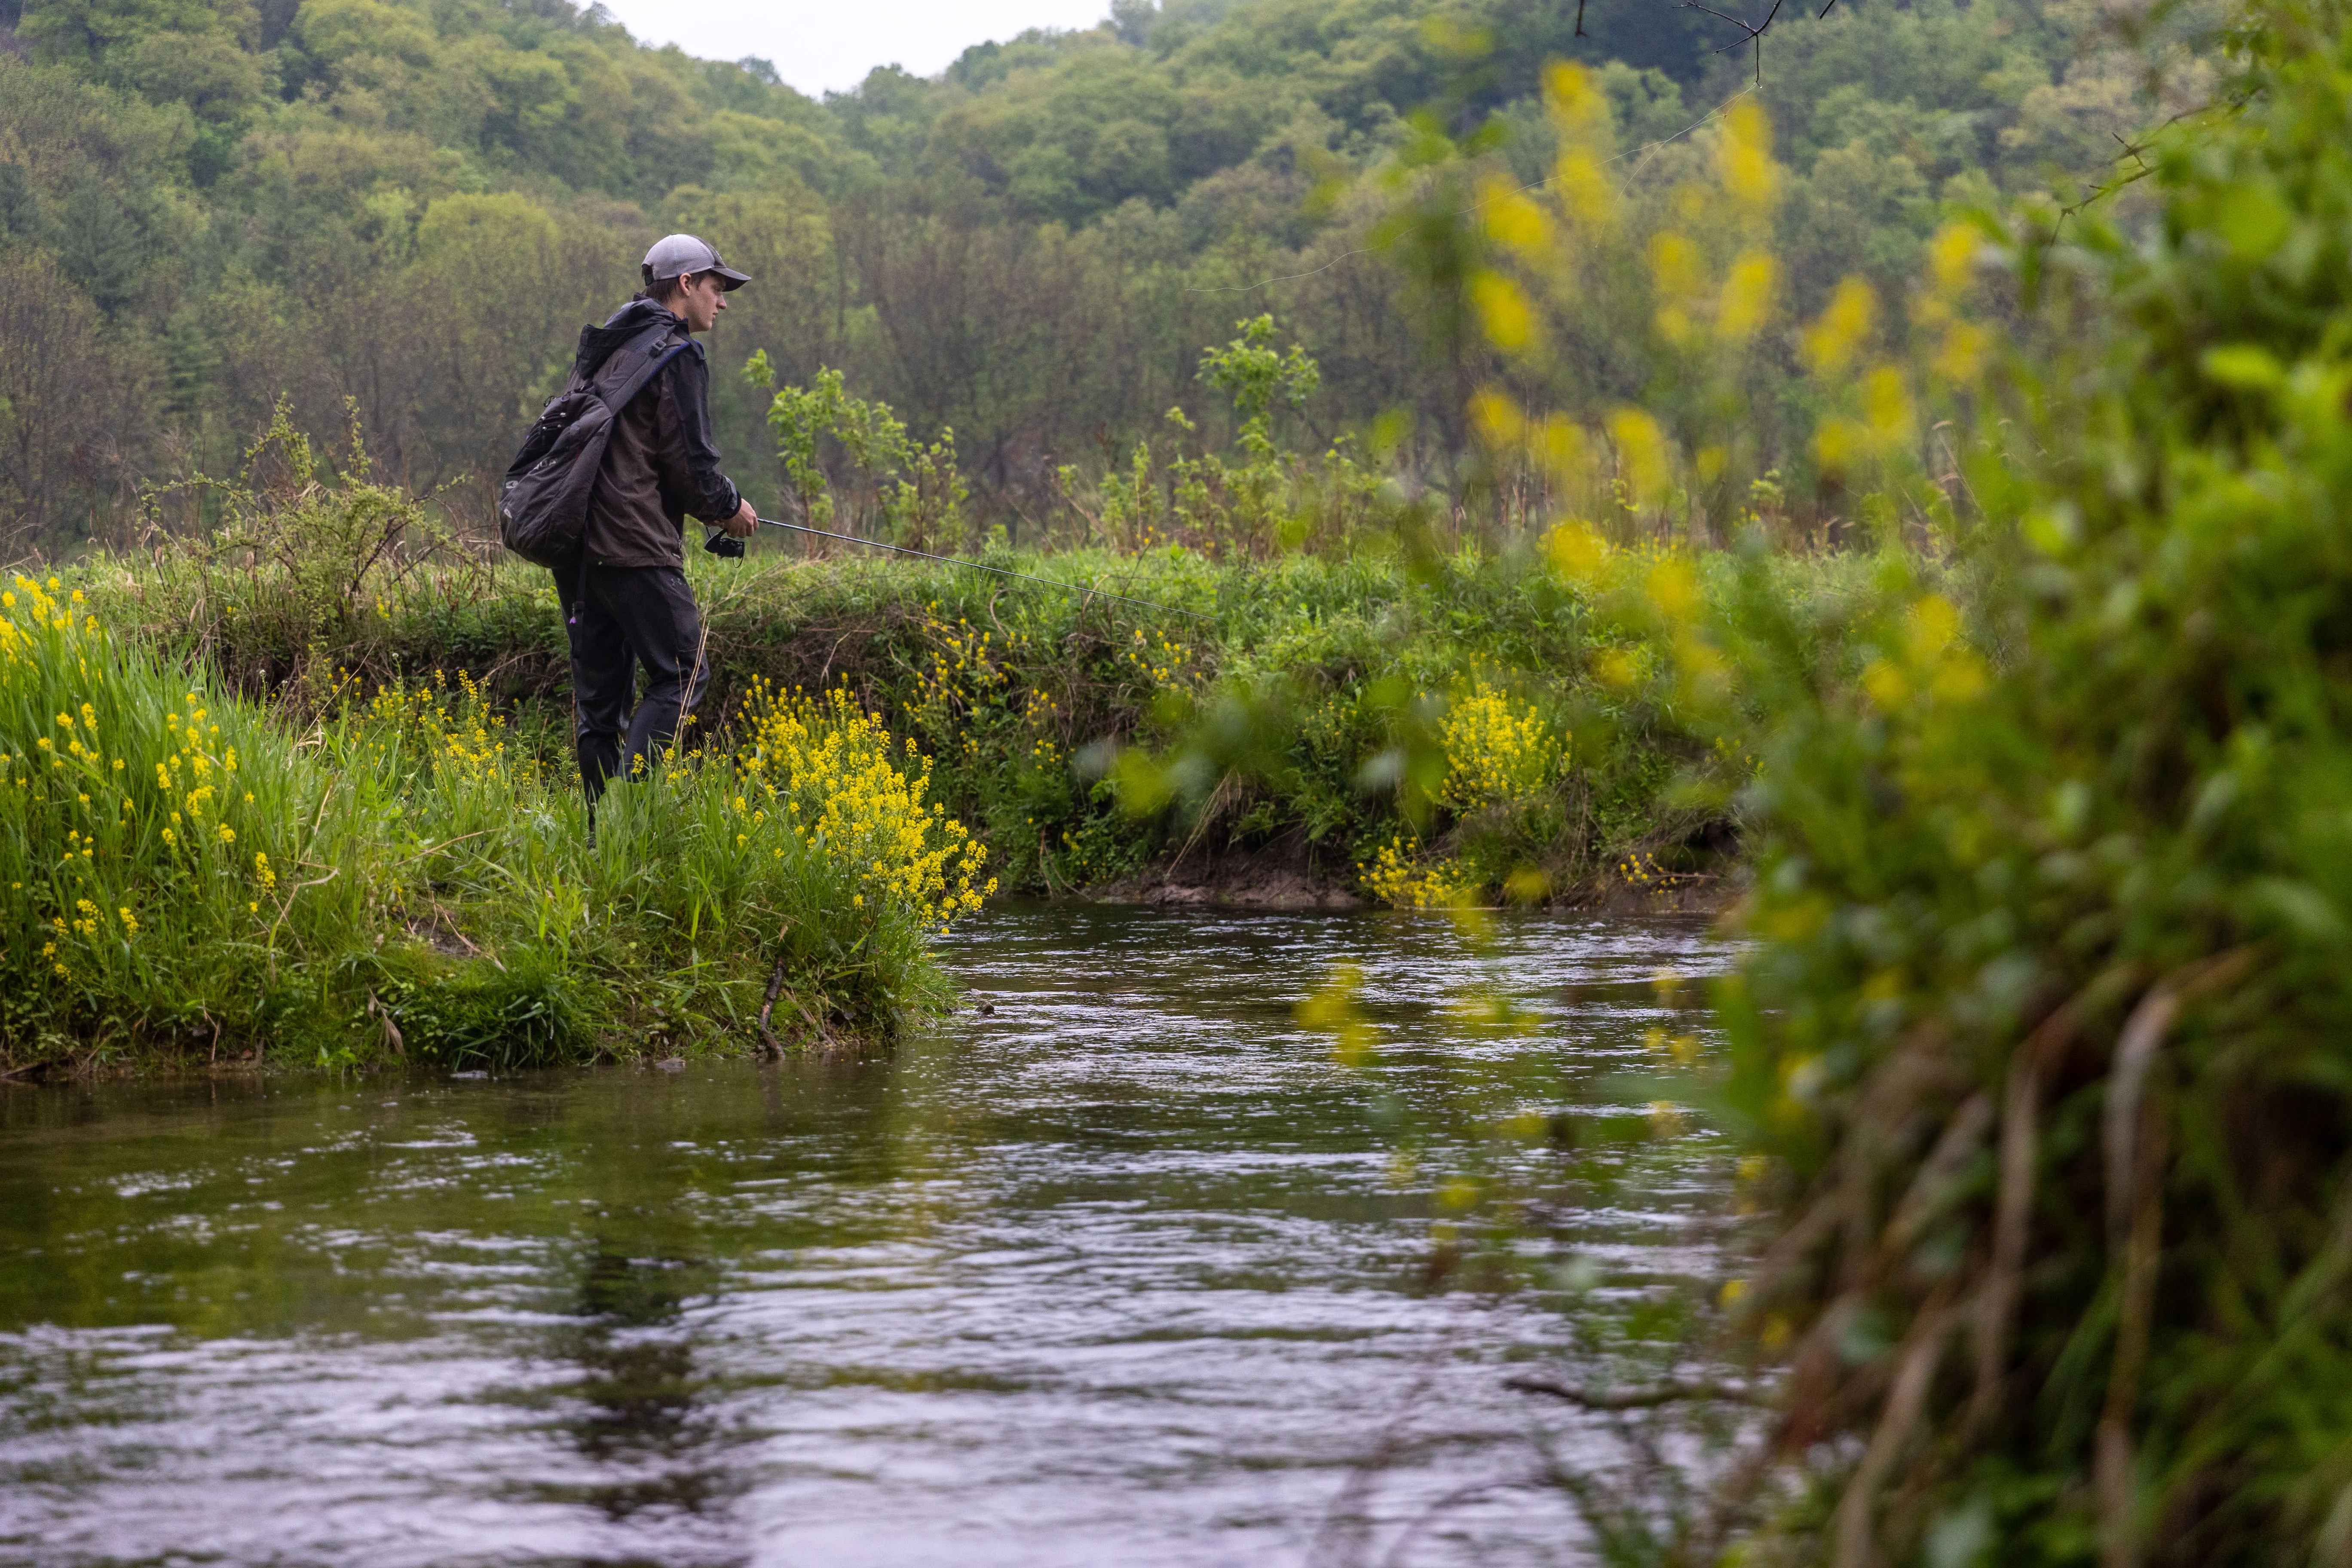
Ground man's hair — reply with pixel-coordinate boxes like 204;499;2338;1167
640;269;706;306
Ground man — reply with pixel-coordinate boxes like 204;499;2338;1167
558;233;759;824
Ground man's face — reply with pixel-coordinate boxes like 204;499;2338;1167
674;272;729;333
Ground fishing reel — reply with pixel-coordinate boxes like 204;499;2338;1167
703;528;746;559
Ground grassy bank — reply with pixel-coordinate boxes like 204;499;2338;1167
78;455;1877;916
0;569;991;1073
18;425;1878;1073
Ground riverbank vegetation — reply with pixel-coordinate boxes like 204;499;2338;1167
1692;8;2352;1551
1;557;992;1072
74;426;1821;909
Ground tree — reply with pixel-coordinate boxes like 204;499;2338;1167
0;249;141;542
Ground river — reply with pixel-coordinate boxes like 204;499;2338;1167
0;903;1731;1567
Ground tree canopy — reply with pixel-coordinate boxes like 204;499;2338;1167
0;0;2177;542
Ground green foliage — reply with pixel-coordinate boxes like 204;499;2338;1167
0;0;2162;550
1198;314;1320;459
751;359;915;531
745;357;968;547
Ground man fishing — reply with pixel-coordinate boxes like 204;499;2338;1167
558;233;758;827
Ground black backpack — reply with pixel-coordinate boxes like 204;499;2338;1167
497;323;694;568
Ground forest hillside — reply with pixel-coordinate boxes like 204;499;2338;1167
2;0;2178;545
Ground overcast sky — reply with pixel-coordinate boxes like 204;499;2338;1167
592;0;1119;97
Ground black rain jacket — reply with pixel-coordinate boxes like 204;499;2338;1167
575;299;742;569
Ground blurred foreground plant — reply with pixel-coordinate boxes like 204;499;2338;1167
1474;4;2352;1562
1292;10;2352;1560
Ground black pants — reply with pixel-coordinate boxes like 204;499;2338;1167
556;561;709;805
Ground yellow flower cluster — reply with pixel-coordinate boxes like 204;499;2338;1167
910;612;1010;749
1360;833;1474;909
2;575;288;987
1617;850;1667;889
362;670;532;788
734;680;995;931
6;587;119;971
1439;680;1566;812
1858;594;1988;714
1124;626;1197;688
0;573;89;652
1020;683;1072;768
150;697;241;853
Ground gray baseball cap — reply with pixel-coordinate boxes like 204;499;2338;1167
641;233;750;291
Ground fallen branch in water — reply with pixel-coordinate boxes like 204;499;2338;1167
757;959;788;1057
1505;1374;1770;1409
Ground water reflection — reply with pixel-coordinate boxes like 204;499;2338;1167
0;904;1730;1567
541;1247;733;1523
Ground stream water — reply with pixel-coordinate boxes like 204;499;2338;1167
0;903;1731;1568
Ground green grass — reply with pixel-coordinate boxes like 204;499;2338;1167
78;508;1884;913
0;573;989;1072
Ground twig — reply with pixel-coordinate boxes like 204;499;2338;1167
755;920;797;1058
2092;947;2253;1567
386;828;493;867
2104;986;2179;1251
2098;1069;2167;1568
1971;981;2103;1425
365;991;405;1058
263;864;340;982
2051;104;2212;231
1505;1374;1768;1409
757;958;788;1058
1684;0;1782;84
1167;769;1235;873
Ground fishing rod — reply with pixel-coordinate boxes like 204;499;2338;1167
705;514;1209;619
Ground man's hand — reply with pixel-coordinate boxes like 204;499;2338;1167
723;498;757;539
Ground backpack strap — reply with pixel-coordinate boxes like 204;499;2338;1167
567;328;697;594
598;326;696;416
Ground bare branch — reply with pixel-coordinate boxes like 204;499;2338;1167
1504;1374;1770;1409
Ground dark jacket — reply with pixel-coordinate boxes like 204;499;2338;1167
574;299;741;569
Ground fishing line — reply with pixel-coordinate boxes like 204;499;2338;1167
1610;83;1755;192
1186;83;1758;297
711;516;1211;619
